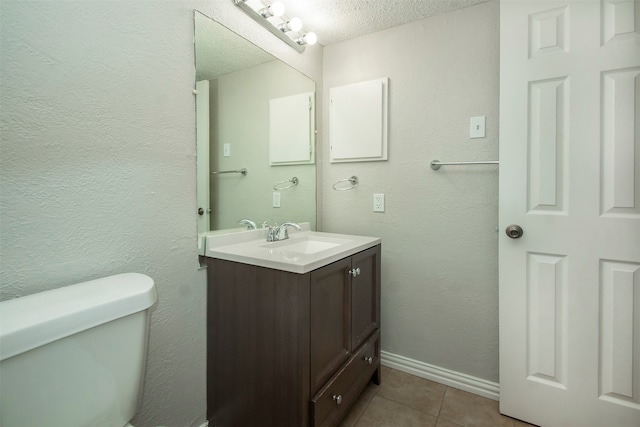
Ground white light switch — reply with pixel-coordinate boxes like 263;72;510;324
223;143;231;157
470;116;486;138
272;192;281;208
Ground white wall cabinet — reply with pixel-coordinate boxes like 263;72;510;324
330;78;388;163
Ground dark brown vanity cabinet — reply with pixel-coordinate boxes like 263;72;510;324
206;244;381;427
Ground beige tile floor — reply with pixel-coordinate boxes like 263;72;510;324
339;367;536;427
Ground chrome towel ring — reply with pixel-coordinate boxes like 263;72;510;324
332;176;358;191
273;177;299;190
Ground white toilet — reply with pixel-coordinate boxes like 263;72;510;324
0;273;157;427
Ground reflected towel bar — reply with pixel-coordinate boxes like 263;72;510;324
430;160;499;170
211;168;248;176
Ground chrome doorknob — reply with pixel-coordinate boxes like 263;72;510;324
198;207;204;216
364;356;373;365
349;268;361;277
333;394;343;405
505;224;523;239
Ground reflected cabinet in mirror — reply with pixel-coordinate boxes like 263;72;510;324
195;11;316;234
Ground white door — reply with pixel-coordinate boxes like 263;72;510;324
196;80;210;234
499;1;640;426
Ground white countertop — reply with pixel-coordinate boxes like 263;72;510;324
204;224;380;274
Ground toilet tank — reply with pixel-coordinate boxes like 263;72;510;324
0;273;157;427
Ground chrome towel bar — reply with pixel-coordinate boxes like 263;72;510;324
430;160;499;170
211;168;248;175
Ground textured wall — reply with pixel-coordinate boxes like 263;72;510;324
322;1;500;382
0;1;322;426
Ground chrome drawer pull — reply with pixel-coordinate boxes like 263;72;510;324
349;268;360;277
333;394;343;405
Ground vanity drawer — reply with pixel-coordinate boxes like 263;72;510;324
311;330;380;427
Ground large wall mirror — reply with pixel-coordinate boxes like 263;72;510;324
195;11;317;236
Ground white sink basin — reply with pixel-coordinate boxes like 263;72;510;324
261;235;351;255
205;226;380;273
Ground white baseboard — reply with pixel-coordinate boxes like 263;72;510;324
380;351;500;401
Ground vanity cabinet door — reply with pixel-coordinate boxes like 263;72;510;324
310;257;351;396
350;245;381;351
206;258;311;427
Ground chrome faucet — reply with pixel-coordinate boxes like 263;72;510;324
267;222;301;242
238;219;257;230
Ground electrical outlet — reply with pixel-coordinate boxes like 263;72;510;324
223;143;231;157
373;194;385;212
272;192;281;208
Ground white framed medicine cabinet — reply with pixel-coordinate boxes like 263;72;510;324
329;77;389;163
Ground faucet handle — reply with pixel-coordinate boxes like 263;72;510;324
266;224;278;242
261;220;275;229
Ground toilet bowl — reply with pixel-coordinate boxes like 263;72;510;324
0;273;157;427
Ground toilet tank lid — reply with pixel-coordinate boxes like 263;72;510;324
0;273;157;361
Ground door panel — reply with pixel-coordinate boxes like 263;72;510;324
599;260;640;406
601;68;640;216
499;1;640;426
527;77;568;213
526;252;568;388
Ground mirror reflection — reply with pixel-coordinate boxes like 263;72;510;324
195;11;317;234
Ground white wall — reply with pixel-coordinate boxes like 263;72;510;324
322;1;500;382
0;1;322;426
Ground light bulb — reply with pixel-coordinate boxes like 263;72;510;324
270;1;285;17
288;17;302;32
260;1;285;18
278;17;302;33
303;32;317;46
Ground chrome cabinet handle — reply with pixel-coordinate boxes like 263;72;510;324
333;394;343;405
364;356;373;365
349;268;361;277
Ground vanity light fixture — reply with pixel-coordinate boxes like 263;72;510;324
233;0;318;53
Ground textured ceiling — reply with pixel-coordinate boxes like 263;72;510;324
275;0;489;45
195;11;274;81
195;0;490;79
